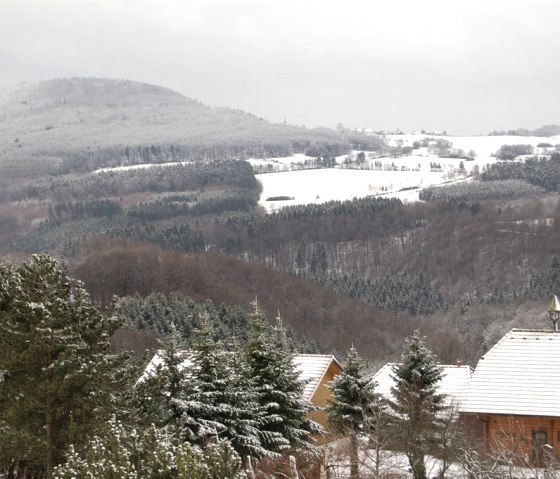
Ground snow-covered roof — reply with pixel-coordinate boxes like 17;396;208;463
293;354;342;401
141;350;193;381
460;329;560;417
141;351;342;402
371;362;473;409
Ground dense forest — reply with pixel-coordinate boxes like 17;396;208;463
3;157;560;366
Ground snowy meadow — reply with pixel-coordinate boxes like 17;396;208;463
255;134;560;212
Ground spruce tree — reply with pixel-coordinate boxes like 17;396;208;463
172;312;265;460
389;331;444;479
244;302;321;452
133;322;188;429
326;346;382;479
0;255;130;478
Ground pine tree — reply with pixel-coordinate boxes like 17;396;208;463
133;322;188;429
0;255;130;478
326;346;382;479
389;331;444;479
172;312;265;460
244;302;321;452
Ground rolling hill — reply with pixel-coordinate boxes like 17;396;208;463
0;77;380;175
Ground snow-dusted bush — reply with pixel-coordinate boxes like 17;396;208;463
53;419;246;479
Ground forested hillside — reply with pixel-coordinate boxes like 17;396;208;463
2;78;560;369
0;78;381;178
69;237;411;362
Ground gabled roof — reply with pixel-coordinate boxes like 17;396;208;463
293;354;343;401
141;351;342;402
371;362;473;409
460;329;560;417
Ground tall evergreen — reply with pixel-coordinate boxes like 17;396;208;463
172;312;266;460
133;322;188;429
0;255;130;478
326;346;382;479
244;302;321;452
389;331;444;479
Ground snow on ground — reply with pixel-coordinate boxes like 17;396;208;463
91;134;559;213
329;442;554;479
247;153;315;171
386;134;559;159
257;168;447;211
258;134;559;212
94;160;192;174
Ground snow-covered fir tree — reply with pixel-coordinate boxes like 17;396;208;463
244;301;321;452
172;312;266;460
326;346;382;479
0;255;131;478
134;323;188;430
389;331;444;479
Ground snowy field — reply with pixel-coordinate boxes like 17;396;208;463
91;133;559;213
256;168;461;212
386;134;560;159
257;134;559;212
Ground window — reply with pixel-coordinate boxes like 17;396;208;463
532;429;549;464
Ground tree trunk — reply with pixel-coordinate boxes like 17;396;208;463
46;395;55;479
350;434;359;479
411;453;427;479
289;455;299;479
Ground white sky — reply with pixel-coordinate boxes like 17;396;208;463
1;0;559;134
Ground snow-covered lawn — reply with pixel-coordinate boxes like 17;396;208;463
328;444;555;479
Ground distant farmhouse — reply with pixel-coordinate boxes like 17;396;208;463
143;351;342;431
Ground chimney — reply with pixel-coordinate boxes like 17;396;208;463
456;358;463;367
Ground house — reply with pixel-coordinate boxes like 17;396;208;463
371;362;473;410
460;329;560;463
142;351;342;431
292;354;343;429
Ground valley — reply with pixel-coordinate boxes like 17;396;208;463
0;78;559;368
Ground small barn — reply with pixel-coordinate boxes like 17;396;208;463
460;329;560;464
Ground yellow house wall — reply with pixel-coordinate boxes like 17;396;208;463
308;362;342;436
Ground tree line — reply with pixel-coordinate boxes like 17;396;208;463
419;179;546;202
481;153;560;192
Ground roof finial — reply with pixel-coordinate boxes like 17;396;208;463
547;295;560;331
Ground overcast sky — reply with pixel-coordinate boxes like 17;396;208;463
1;0;559;135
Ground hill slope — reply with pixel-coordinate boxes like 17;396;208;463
70;238;412;361
0;78;377;170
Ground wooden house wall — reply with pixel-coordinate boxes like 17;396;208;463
482;414;560;463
